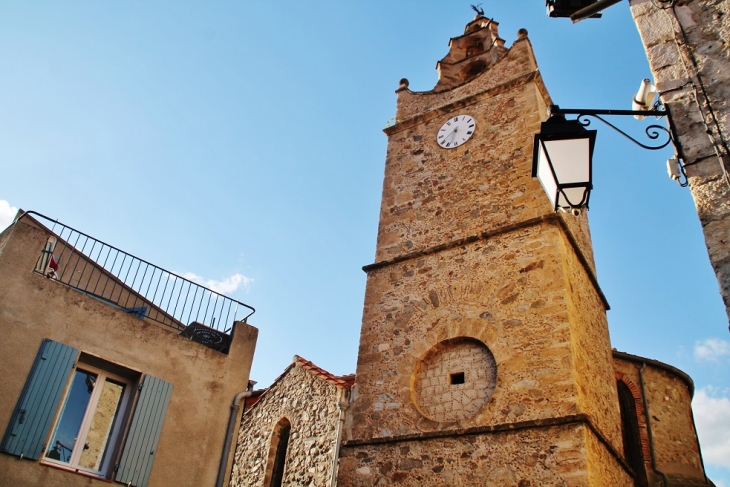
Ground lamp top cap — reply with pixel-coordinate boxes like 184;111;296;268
539;106;592;136
547;105;561;117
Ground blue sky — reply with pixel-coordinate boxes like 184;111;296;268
1;1;728;482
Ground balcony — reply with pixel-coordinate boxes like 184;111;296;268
19;211;255;353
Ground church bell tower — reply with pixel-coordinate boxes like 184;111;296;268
338;13;632;486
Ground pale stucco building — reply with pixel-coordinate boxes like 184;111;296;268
0;211;258;487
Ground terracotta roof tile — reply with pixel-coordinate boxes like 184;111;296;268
243;356;355;416
294;355;355;388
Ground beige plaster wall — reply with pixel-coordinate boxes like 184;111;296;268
0;219;258;487
630;0;730;323
229;364;344;487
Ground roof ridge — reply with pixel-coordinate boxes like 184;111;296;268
293;355;355;388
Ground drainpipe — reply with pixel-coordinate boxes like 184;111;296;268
329;389;349;487
639;363;670;487
216;389;253;487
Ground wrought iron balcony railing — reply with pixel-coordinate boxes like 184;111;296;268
18;211;255;348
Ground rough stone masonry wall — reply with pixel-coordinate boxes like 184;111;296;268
383;37;597;273
351;225;578;441
340;423;615;487
341;28;630;484
630;0;730;324
344;222;630;484
613;356;705;483
229;364;342;487
560;227;624;450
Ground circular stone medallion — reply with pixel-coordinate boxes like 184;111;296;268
412;338;497;423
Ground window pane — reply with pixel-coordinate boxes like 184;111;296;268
79;379;125;471
45;370;97;463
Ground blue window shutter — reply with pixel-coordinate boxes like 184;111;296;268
0;339;78;460
116;375;173;487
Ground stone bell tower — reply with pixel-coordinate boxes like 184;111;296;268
338;13;633;486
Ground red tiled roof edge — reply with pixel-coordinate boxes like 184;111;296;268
242;357;355;416
294;355;355;388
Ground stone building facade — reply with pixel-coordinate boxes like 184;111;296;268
230;356;353;487
338;14;630;486
629;0;730;327
613;351;707;486
0;213;258;487
231;12;713;487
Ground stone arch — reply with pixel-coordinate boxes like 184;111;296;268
263;417;292;487
615;371;651;485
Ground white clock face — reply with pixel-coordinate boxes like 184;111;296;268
436;115;476;149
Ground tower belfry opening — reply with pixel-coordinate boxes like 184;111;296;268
434;12;507;90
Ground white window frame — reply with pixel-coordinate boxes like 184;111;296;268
41;363;134;478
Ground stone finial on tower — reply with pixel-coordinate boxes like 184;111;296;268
434;15;507;91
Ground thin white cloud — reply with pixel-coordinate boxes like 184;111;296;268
694;338;730;362
693;387;730;468
180;272;253;294
0;200;18;231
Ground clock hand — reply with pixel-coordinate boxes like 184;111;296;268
443;127;457;140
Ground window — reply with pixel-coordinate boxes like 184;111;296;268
264;418;291;487
1;339;173;487
43;356;135;476
465;44;483;57
617;380;648;487
450;372;465;385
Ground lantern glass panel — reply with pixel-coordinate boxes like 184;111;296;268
536;137;591;209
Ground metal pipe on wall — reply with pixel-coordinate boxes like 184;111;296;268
216;389;253;487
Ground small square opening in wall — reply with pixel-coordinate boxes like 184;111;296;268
450;372;465;385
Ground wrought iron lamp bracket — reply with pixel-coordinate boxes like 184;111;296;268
548;105;677;152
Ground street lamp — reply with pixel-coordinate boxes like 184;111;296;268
546;0;604;19
545;0;625;22
532;113;596;213
532;104;681;214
